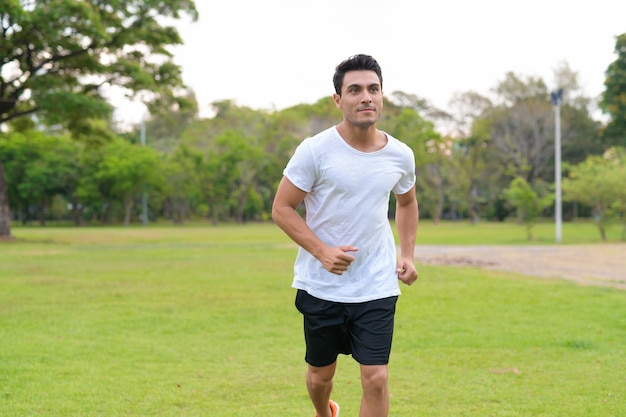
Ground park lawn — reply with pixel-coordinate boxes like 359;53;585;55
0;222;624;416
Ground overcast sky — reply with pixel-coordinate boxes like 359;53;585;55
112;0;626;126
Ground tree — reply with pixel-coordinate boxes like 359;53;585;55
447;90;493;138
137;89;199;153
180;101;274;224
96;139;163;225
483;69;601;185
446;91;501;222
381;95;444;222
11;133;80;225
505;177;553;240
160;144;204;224
489;73;554;183
0;130;44;223
203;130;263;224
550;62;604;167
600;33;626;147
0;0;198;238
562;148;626;241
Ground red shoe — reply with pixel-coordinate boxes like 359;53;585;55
315;400;340;417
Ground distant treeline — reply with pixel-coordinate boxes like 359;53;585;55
2;78;624;239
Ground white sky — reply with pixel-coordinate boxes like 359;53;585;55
113;0;626;126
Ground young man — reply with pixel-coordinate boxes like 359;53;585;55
272;54;419;417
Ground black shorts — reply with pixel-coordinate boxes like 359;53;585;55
295;289;398;367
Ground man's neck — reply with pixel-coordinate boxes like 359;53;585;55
336;122;386;153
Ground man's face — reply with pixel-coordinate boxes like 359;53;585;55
333;70;383;128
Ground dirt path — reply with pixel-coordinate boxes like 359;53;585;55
413;244;626;290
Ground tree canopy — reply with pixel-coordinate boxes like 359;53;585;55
0;10;624;241
601;33;626;147
563;147;626;241
0;0;198;237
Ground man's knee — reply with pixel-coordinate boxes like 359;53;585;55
360;365;389;392
307;363;336;387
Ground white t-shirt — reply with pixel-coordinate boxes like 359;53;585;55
283;126;416;303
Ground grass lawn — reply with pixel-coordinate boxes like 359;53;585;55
1;221;624;416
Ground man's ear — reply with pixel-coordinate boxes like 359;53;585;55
332;93;342;109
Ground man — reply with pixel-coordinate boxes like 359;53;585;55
272;54;419;417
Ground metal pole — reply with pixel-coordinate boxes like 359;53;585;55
554;104;562;243
552;90;562;243
140;116;148;226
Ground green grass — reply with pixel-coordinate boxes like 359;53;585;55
411;219;624;245
1;222;625;416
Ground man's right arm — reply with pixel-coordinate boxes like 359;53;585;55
271;176;357;275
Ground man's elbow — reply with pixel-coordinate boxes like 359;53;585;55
271;203;281;223
272;202;290;225
396;195;418;209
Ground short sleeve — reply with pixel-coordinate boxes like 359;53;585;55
283;139;316;193
393;147;416;195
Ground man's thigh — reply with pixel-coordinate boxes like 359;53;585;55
347;296;398;365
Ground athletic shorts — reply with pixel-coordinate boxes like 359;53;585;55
294;289;398;367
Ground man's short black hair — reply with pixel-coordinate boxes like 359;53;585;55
333;54;383;96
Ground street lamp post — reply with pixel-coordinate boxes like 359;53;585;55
551;88;563;243
140;116;148;226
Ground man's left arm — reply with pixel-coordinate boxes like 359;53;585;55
395;185;419;285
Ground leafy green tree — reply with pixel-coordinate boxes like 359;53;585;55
255;109;309;218
489;73;553;182
180;101;271;224
445;92;506;221
0;0;198;238
0;130;45;222
563;147;626;241
74;146;108;224
18;135;81;225
297;96;342;134
445;91;501;222
600;33;626;147
381;97;443;222
203;145;232;226
0;130;80;224
161;144;204;224
134;89;199;153
505;177;554;240
486;71;600;184
96;139;164;225
549;62;604;170
203;130;263;224
448;136;488;222
559;106;603;166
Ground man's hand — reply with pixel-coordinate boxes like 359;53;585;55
318;246;359;275
397;258;418;286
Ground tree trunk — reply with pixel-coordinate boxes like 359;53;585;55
467;196;476;224
208;198;219;226
0;160;13;239
237;190;247;224
72;198;84;226
38;203;46;226
124;199;133;225
171;198;182;224
177;205;185;224
433;183;444;225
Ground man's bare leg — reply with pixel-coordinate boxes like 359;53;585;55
359;364;389;417
307;362;337;417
